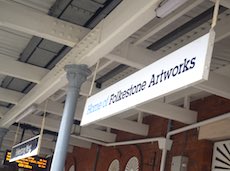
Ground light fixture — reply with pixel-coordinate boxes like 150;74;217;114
156;0;189;18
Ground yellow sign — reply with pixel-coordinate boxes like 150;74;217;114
4;151;49;170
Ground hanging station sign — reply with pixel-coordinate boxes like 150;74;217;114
10;135;41;162
81;31;215;126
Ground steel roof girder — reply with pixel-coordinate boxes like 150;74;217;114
0;0;160;127
0;0;89;47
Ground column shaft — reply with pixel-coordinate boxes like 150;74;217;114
50;64;91;171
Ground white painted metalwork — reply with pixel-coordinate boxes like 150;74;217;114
69;165;75;171
0;87;24;104
0;1;89;47
0;0;161;128
125;156;139;171
0;55;49;83
108;159;120;171
36;99;149;136
0;0;229;158
212;140;230;171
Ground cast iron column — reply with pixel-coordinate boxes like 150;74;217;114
50;64;91;171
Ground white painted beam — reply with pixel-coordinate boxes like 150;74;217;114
97;117;149;136
37;100;64;117
117;109;140;119
37;99;149;136
4;132;44;145
106;41;161;69
69;137;91;149
0;0;161;127
106;8;230;70
79;127;116;143
0;107;9;117
0;55;49;83
6;126;91;149
22;115;60;133
77;0;160;66
0;0;89;47
0;87;24;104
164;87;203;104
22;115;116;143
105;14;230;102
7;125;55;141
134;0;204;45
198;118;230;140
135;101;197;124
195;72;230;100
37;98;86;121
0;75;67;127
40;140;73;153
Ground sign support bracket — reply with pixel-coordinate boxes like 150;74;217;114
88;59;100;97
211;0;220;29
13;123;20;146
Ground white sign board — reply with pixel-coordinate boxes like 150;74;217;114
81;31;215;126
10;135;41;162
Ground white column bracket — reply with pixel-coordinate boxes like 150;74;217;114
135;101;197;124
195;72;230;100
158;138;173;151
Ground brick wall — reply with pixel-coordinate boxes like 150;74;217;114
65;95;230;171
